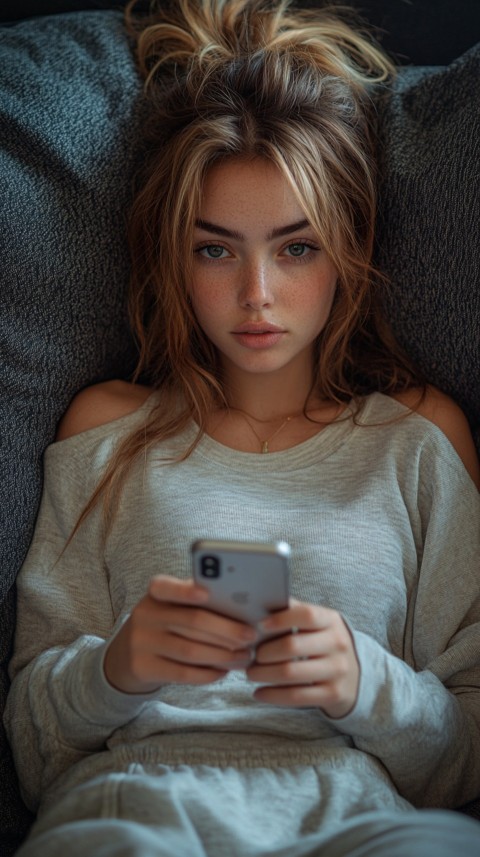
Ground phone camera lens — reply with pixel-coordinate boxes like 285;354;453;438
201;556;220;578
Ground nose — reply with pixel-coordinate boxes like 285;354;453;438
238;261;273;310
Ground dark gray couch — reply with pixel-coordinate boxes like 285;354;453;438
1;2;479;853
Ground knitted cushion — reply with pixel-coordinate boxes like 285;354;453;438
374;47;480;451
0;11;141;853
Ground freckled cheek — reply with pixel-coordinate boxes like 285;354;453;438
287;276;337;320
190;281;232;326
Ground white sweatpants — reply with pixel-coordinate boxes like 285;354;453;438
17;766;480;857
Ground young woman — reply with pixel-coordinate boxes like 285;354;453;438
5;1;480;855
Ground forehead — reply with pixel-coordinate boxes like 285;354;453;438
199;157;308;228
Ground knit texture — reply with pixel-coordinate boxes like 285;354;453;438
375;49;480;441
0;11;141;852
4;394;480;852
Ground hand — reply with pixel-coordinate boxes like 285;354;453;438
104;575;258;694
246;599;359;718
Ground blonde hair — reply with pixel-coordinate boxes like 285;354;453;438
74;0;423;534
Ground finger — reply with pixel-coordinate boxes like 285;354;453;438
258;600;336;638
247;654;340;686
147;576;259;646
155;604;258;650
254;629;335;665
155;631;254;670
148;575;209;605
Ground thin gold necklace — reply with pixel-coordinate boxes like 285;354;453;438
235;411;295;453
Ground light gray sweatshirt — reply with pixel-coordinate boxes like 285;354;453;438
5;393;480;817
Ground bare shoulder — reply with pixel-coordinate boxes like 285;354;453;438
55;380;154;442
393;386;480;489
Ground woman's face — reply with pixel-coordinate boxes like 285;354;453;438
190;157;338;387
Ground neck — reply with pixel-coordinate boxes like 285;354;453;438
221;362;316;421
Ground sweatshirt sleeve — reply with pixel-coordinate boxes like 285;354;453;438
3;431;155;812
323;430;480;809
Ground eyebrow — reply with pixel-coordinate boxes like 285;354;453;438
194;218;311;241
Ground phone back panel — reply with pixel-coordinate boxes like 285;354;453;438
191;539;290;624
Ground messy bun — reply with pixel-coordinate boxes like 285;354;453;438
128;0;392;90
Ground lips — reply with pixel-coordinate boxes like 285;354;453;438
231;322;286;350
232;322;285;335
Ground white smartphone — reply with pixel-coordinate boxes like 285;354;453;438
191;538;291;624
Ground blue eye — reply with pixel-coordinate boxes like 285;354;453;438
197;245;228;259
284;242;315;258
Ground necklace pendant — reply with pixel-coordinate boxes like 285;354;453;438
261;441;269;453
